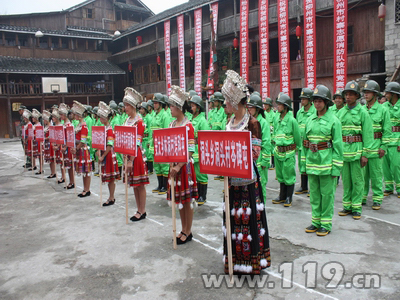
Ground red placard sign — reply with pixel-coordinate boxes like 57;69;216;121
304;0;316;89
194;8;202;96
198;131;253;179
49;125;64;144
278;0;290;94
259;0;270;99
153;126;188;163
35;125;44;142
27;125;34;141
65;126;76;148
114;126;137;156
91;126;106;151
240;0;249;81
333;0;347;91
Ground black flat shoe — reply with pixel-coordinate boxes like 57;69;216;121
103;199;115;206
130;211;146;221
47;174;56;179
28;166;37;171
58;179;65;184
177;232;193;245
22;164;32;168
65;183;75;190
35;171;44;175
78;191;91;198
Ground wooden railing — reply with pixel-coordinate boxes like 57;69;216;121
0;82;112;96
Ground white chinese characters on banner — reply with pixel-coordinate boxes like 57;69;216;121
334;0;347;91
240;0;249;81
278;0;290;94
194;8;202;96
259;0;269;99
154;134;186;157
177;14;186;90
164;20;172;96
304;0;316;89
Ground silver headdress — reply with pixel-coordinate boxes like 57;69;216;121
59;103;70;115
32;108;42;120
22;109;32;120
168;85;188;110
123;87;142;107
97;101;111;119
71;100;86;117
221;70;249;109
42;110;51;121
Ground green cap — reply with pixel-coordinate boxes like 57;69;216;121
213;92;225;102
312;85;333;106
343;80;361;99
363;80;380;94
300;88;313;100
262;97;272;106
276;93;292;110
247;94;263;110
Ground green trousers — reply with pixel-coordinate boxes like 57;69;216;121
257;163;268;203
154;163;169;177
275;155;296;185
309;174;336;231
363;157;383;204
194;162;208;183
297;149;305;172
382;146;400;193
342;160;364;213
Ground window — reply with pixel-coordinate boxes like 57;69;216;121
116;0;126;3
84;8;94;19
18;34;28;47
4;33;16;46
51;37;59;49
39;37;48;48
348;25;354;53
396;0;400;23
96;40;103;51
61;38;68;49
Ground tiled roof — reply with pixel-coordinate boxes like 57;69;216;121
114;2;152;14
0;24;112;40
0;56;125;75
115;0;216;40
66;25;107;34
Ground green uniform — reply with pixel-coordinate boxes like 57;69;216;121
301;109;343;231
85;115;94;160
257;114;272;202
265;109;276;167
150;109;169;176
208;108;215;128
71;119;79;128
109;114;123;167
192;112;210;183
329;105;343;117
274;112;301;185
362;101;391;205
142;113;153;162
296;104;316;172
210;106;225;130
185;111;193;121
382;100;400;194
337;104;374;213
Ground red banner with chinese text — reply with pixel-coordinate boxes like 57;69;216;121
259;0;269;99
240;0;249;82
65;126;76;148
206;2;219;97
198;131;253;179
278;0;290;94
194;8;202;96
35;125;44;142
333;0;347;91
164;20;172;96
51;125;65;145
153;126;189;163
177;14;186;90
91;126;106;151
114;126;137;156
304;0;316;89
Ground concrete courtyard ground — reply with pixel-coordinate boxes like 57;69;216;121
0;139;399;299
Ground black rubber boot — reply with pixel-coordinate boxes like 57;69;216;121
272;183;286;204
284;184;295;207
152;175;161;193
295;175;308;194
147;161;153;174
158;176;167;195
197;183;207;206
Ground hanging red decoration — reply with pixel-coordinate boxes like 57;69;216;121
128;63;132;72
157;55;161;65
190;49;194;60
378;4;386;21
233;37;239;50
296;25;301;39
136;36;142;45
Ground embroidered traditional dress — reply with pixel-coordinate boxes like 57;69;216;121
24;122;34;157
32;122;42;158
223;112;271;275
166;117;198;207
124;115;149;186
101;125;121;182
44;125;52;163
62;122;74;169
74;122;92;176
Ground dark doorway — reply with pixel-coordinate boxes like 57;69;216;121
292;88;302;118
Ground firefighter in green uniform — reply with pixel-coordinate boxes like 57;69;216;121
189;95;210;205
150;93;169;194
330;89;345;116
302;85;343;236
84;105;95;170
382;82;400;198
337;80;374;219
362;80;391;210
148;100;156;118
210;92;225;130
139;102;153;174
109;102;123;174
263;97;276;170
247;93;271;203
146;100;155;174
295;88;316;195
272;93;301;207
207;95;215;128
118;102;128;124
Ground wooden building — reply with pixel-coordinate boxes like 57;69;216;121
0;0;153;138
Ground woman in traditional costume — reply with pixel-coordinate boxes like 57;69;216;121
59;103;75;189
42;110;56;178
22;109;34;170
31;109;43;175
221;70;271;274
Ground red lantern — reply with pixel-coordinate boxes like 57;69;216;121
128;63;132;72
296;25;301;39
157;55;161;65
190;49;194;60
233;37;239;50
136;36;142;45
378;4;386;21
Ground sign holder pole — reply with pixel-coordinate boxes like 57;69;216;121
72;153;77;197
23;138;27;172
224;176;234;282
31;141;34;176
41;142;44;180
54;146;58;181
98;150;102;207
171;177;177;250
124;156;129;224
62;151;67;189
